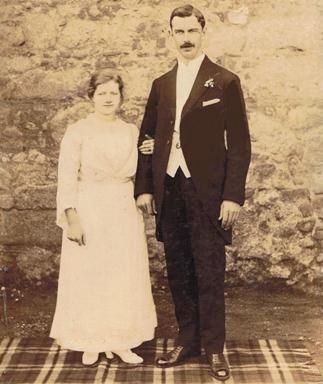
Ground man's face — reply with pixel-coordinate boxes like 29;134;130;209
170;15;204;61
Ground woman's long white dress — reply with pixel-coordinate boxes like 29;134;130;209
50;114;157;352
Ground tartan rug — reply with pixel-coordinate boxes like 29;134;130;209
0;338;322;384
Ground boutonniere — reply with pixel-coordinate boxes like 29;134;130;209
204;78;215;88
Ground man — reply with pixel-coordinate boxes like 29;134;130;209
135;4;251;381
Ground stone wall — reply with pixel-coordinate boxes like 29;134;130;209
0;0;322;294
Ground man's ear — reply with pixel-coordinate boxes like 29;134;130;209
168;28;173;37
202;26;207;36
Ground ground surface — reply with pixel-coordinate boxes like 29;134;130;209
0;285;322;375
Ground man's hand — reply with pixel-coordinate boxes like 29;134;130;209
219;200;241;230
136;193;157;215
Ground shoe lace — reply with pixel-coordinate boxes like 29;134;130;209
170;346;184;360
211;353;226;365
174;346;183;354
212;354;220;363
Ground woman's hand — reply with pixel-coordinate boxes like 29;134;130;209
65;208;86;246
139;134;154;155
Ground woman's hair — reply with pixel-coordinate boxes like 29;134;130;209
87;69;124;101
170;4;206;30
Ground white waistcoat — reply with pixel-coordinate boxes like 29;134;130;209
166;54;205;177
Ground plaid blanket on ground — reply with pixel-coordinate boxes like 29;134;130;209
0;338;322;384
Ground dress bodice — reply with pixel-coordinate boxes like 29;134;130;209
56;114;139;227
77;115;138;183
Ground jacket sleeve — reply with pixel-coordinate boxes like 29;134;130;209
222;76;251;205
134;79;159;198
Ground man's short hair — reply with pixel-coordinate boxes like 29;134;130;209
170;4;206;30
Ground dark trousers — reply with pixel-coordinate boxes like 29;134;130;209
161;168;226;354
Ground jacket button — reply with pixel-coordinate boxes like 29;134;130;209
167;140;170;145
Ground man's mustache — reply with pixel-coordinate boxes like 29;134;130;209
180;42;195;49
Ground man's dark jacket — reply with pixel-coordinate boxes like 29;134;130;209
134;55;251;244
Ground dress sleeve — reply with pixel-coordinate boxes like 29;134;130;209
56;124;82;229
127;124;140;180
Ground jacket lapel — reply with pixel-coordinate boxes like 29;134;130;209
181;56;216;120
162;63;177;120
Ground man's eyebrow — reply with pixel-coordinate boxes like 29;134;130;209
188;28;200;32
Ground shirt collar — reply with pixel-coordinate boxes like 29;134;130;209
177;53;205;73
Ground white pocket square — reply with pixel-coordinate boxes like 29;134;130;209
202;98;221;107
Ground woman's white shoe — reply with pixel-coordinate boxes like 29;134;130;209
82;352;99;366
112;350;143;364
105;351;113;359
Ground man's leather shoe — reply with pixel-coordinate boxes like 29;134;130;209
156;345;200;368
207;353;230;381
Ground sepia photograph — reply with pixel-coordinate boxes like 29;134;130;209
0;1;322;383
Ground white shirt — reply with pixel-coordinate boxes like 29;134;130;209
166;53;205;177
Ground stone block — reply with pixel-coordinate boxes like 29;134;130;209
22;12;59;50
245;54;321;104
244;10;320;55
253;190;280;208
55;3;83;19
300;238;315;249
227;6;249;25
313;229;323;241
206;24;248;57
0;194;14;210
311;174;323;195
288;106;322;133
0;25;25;53
0;5;24;23
313;196;323;219
280;189;310;203
269;264;291;279
87;5;101;18
0;209;61;247
11;151;56;189
0;167;12;191
273;226;296;239
234;258;266;284
149;258;164;274
14;185;57;210
297;250;316;267
16;246;59;282
302;127;323;195
248;113;301;163
250;163;276;185
57;20;117;51
6;67;89;100
258;220;271;234
297;202;314;218
297;218;315;234
0;244;16;270
1;57;40;77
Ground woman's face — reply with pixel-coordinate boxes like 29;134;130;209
92;80;121;117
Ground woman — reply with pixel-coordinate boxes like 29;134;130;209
50;69;157;366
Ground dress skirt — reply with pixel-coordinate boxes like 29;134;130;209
50;179;157;352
